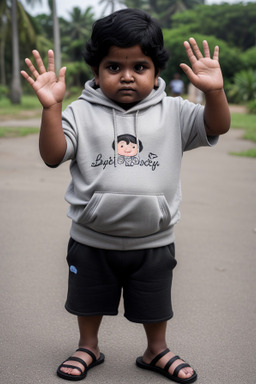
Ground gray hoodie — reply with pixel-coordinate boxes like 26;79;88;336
60;77;217;250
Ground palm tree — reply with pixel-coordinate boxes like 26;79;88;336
0;1;8;85
99;0;124;15
123;0;205;27
48;0;61;71
10;0;42;104
10;0;60;103
62;6;94;61
10;0;22;103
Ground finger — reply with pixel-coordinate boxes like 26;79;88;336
188;37;203;60
20;70;35;86
183;41;197;66
180;63;197;83
202;40;211;58
24;58;39;79
212;45;219;61
58;66;66;83
47;49;55;72
32;49;46;74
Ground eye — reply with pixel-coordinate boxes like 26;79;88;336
108;64;120;72
134;64;145;72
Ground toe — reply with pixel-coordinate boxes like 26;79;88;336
156;351;194;379
178;366;194;379
60;366;82;376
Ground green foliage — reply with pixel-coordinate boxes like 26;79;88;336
122;0;205;27
227;70;256;103
241;47;256;71
64;61;92;90
230;148;256;158
0;85;8;99
0;126;39;137
172;3;256;51
161;29;241;85
3;1;256;103
231;112;256;132
247;100;256;114
0;95;41;118
230;112;256;158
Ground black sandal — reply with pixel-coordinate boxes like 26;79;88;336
136;348;197;383
57;347;105;381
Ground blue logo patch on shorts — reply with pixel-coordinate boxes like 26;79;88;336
70;265;78;274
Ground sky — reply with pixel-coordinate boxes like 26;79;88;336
20;0;256;20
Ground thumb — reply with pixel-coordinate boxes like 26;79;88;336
58;66;66;83
180;63;197;84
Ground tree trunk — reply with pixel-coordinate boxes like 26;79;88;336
52;0;61;72
0;13;7;85
10;0;22;104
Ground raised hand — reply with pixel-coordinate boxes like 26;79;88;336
21;50;66;108
180;38;223;94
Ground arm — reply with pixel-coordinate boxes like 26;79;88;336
21;50;67;165
180;38;230;136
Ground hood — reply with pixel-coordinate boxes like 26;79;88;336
78;77;167;114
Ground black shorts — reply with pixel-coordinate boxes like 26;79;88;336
65;239;177;323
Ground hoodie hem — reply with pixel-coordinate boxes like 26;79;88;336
70;222;175;251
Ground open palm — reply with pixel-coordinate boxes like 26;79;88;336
21;50;66;108
180;38;223;93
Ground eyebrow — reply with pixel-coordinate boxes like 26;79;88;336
104;59;151;66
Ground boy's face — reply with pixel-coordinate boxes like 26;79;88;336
117;140;138;157
93;45;159;109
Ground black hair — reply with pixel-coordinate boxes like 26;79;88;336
112;134;143;152
83;8;169;74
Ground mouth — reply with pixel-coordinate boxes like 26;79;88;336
119;88;135;93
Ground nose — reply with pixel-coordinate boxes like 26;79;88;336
121;70;134;82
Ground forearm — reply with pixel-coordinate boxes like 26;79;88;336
204;88;230;136
39;103;67;165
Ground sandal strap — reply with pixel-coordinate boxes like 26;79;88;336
164;355;180;372
76;348;97;363
173;363;191;377
150;348;170;366
60;364;83;374
67;356;88;370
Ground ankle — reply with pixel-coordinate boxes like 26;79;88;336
144;343;168;361
148;342;167;354
78;341;100;358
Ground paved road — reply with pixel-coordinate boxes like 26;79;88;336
0;130;255;384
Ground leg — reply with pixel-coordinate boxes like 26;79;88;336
59;315;103;377
142;321;194;380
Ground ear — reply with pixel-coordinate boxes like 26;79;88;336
92;66;99;85
154;69;160;87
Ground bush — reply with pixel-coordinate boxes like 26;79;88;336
162;29;243;85
248;99;256;114
0;85;9;99
227;69;256;103
241;47;256;71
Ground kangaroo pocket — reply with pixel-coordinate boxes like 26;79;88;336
73;192;171;238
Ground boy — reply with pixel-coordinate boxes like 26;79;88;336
21;8;230;383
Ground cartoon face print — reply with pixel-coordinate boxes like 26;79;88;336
117;140;138;157
112;134;143;157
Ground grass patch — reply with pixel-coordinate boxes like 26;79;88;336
0;95;41;114
230;112;256;157
0;126;39;138
230;148;256;158
231;113;256;134
0;94;78;120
